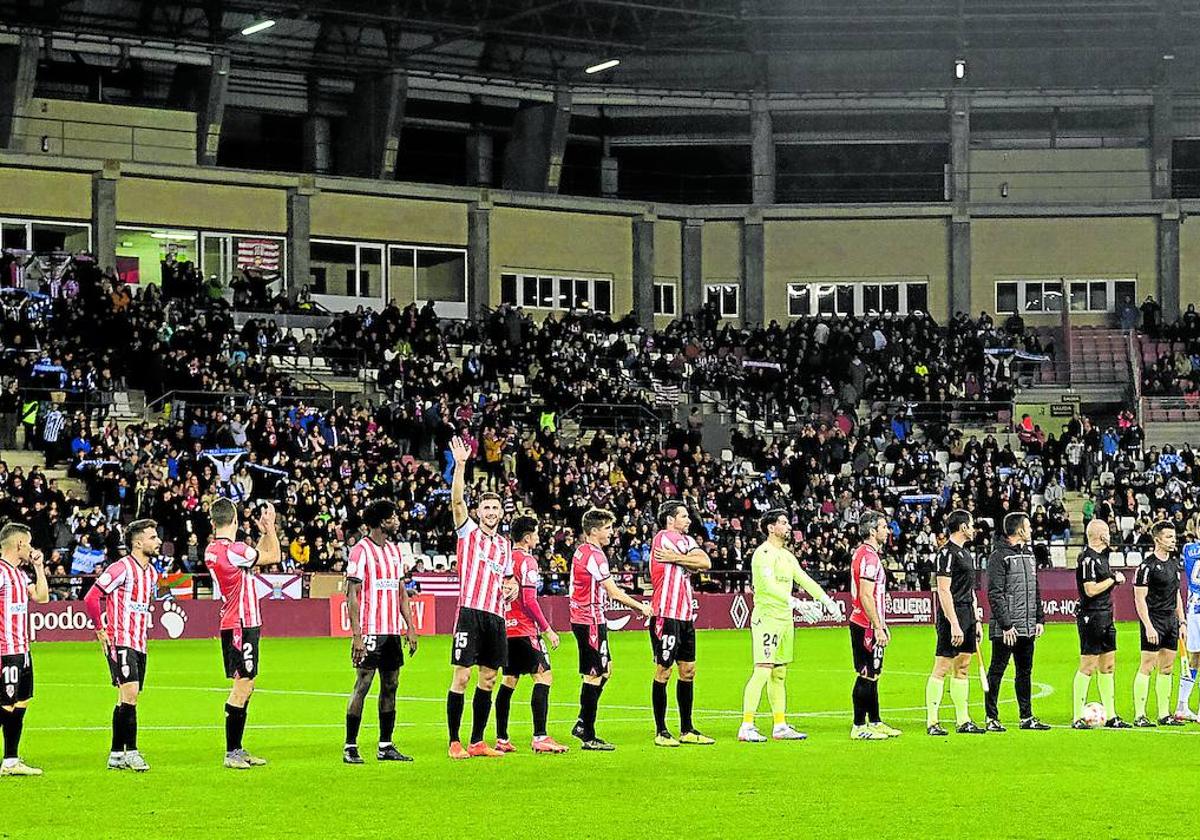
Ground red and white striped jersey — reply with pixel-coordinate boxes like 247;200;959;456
455;518;513;617
205;538;262;630
849;542;886;629
650;529;698;621
506;549;543;638
570;543;611;626
0;561;30;656
95;556;159;653
346;537;406;636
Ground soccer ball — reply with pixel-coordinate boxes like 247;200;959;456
1082;702;1107;728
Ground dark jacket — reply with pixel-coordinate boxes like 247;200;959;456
987;541;1044;638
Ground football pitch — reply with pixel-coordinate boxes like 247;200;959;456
8;623;1191;840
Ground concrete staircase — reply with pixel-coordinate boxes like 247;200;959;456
2;447;87;502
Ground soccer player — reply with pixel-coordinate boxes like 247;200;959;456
446;436;518;760
1174;530;1200;721
205;498;281;769
649;500;714;747
1132;520;1186;727
343;499;420;765
738;509;838;743
570;507;653;751
83;519;163;771
925;510;986;736
983;512;1050;732
494;514;568;754
1071;519;1132;729
849;511;901;740
0;522;48;776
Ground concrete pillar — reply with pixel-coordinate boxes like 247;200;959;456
751;98;775;205
466;132;494;187
468;201;492;319
950;219;971;318
286;185;313;301
681;219;704;316
1159;211;1181;321
337;69;408;179
632;216;655;330
1152;84;1174;200
502;90;572;193
302;116;331;174
0;35;39;151
742;214;765;327
601;156;619;198
948;91;970;207
196;52;230;166
91;167;118;274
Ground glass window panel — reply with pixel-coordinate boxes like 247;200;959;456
816;284;836;315
31;222;89;254
1;224;28;251
574;279;589;309
309;241;356;296
357;245;383;299
996;282;1018;313
500;273;517;306
663;284;675;315
722;285;738;316
1114;280;1136;312
906;283;928;314
835;284;853;315
201;234;226;286
861;284;881;313
706;285;721;309
388;247;417;306
538;276;555;307
1088;282;1108;312
787;284;809;317
415;249;465;304
1043;281;1063;313
521;276;538;307
880;284;900;314
1024;283;1044;312
594;280;612;313
1070;281;1088;311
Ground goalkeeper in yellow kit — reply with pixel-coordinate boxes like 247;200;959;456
738;509;841;742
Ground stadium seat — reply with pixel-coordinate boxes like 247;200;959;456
720;448;733;462
1119;516;1136;537
1125;551;1143;568
1049;545;1067;568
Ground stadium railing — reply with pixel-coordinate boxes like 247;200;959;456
560;402;669;438
143;389;335;420
905;400;1014;429
20;386;112;419
1139;395;1200;423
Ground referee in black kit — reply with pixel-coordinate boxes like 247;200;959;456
983;512;1051;732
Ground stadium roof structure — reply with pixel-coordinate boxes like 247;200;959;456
5;0;1200;104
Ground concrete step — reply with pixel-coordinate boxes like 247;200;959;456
1144;421;1200;449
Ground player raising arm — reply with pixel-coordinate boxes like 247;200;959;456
570;507;653;751
206;498;281;769
738;509;839;743
342;499;420;765
0;522;48;776
446;436;519;760
83;519;163;771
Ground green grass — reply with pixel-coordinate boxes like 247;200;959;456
6;623;1191;839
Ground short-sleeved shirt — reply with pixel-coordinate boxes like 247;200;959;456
0;562;30;656
95;556;159;653
934;542;976;613
1184;542;1200;607
649;529;698;622
455;517;513;618
849;543;886;629
205;538;261;630
570;543;610;626
1076;547;1114;614
346;537;405;637
505;549;544;638
1134;553;1180;616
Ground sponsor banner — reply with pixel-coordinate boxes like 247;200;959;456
328;594;438;637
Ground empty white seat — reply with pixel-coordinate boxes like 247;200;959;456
935;451;950;467
1119;516;1136;536
720;448;733;463
1125;551;1143;568
1050;545;1067;568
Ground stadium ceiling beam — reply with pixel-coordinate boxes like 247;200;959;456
398;0;575;61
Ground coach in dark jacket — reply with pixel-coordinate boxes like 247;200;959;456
983;512;1049;731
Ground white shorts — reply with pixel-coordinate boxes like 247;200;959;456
1187;609;1200;653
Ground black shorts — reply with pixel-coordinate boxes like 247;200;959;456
451;607;507;670
0;652;33;704
505;635;551;676
850;622;885;678
358;634;404;672
221;626;261;680
108;646;148;689
935;613;978;658
649;617;697;668
1140;613;1180;652
573;623;610;677
1077;612;1118;656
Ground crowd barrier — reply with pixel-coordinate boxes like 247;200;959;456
28;583;1153;643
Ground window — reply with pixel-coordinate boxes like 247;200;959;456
1066;279;1138;313
309;240;384;299
705;283;739;318
788;280;929;317
498;273;613;312
1000;278;1133;314
653;282;677;316
388;245;467;317
200;232;286;295
115;226;198;288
